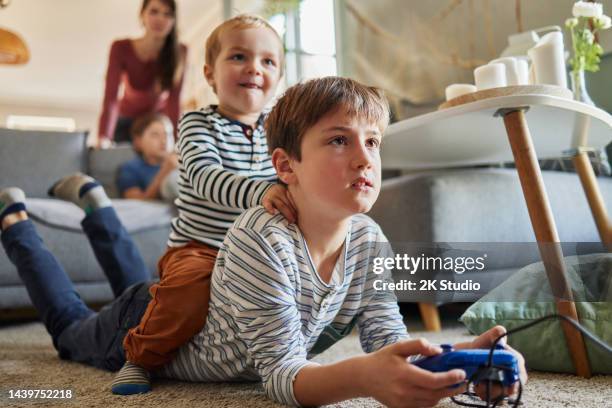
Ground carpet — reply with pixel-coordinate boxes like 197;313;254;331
0;322;610;407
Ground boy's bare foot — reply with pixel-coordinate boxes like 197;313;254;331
0;187;28;230
1;211;28;230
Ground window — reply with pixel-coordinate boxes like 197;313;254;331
6;115;76;132
270;0;338;86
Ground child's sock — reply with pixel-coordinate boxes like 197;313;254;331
111;361;151;395
0;187;26;227
48;173;111;214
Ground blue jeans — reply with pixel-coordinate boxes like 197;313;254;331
1;207;153;371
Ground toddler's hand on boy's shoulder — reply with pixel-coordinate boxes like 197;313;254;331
361;339;466;408
262;184;297;224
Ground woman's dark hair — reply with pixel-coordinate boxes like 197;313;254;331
141;0;179;90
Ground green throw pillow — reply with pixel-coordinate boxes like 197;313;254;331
460;253;612;374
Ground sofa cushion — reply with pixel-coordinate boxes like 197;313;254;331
0;199;174;292
26;198;175;233
0;128;88;198
459;253;612;374
88;146;137;198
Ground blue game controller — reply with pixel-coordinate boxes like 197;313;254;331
413;344;520;387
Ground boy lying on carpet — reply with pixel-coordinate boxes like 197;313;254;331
0;76;526;407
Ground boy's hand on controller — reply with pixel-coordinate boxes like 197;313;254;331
454;325;527;401
262;184;297;224
363;339;467;408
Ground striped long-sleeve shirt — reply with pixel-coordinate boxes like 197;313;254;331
168;106;278;248
160;207;409;406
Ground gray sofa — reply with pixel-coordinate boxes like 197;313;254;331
369;169;611;304
0;128;174;312
1;128;610;319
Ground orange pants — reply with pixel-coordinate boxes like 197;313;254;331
122;241;218;371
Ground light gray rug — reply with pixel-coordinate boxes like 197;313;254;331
0;322;610;407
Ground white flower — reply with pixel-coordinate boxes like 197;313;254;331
572;1;603;18
595;14;611;29
565;17;579;28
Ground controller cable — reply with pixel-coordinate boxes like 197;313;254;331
450;313;612;408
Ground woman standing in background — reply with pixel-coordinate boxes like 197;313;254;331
98;0;187;147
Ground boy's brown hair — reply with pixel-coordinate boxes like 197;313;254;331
205;14;284;75
265;76;390;161
130;112;173;154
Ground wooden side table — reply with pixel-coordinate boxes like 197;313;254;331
382;86;612;378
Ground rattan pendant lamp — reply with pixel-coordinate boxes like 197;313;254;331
0;0;29;65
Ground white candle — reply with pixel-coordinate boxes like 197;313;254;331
490;57;520;86
527;31;568;88
474;63;507;90
516;59;529;85
445;84;477;101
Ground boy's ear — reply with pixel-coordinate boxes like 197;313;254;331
132;135;143;153
203;64;214;87
271;148;296;185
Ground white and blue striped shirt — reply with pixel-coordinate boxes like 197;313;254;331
161;207;409;406
169;106;278;248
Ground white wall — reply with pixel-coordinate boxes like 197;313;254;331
0;0;223;144
180;1;224;110
0;103;98;143
336;0;612;119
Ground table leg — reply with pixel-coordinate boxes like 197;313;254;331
418;303;441;332
572;150;612;247
500;109;592;378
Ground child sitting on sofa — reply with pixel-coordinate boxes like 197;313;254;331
0;76;526;407
116;112;179;201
